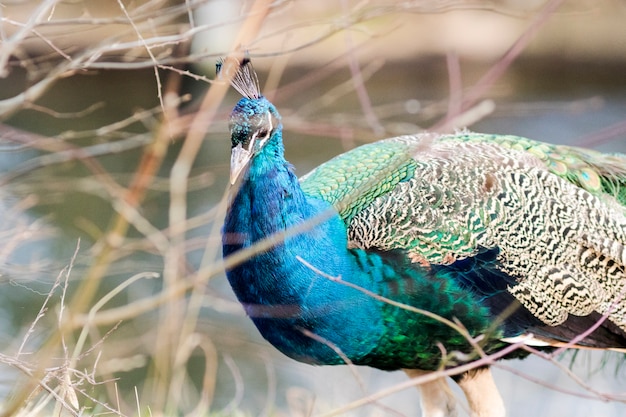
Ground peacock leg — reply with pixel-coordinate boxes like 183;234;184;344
456;367;505;417
404;369;458;417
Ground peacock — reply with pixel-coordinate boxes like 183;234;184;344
219;58;626;417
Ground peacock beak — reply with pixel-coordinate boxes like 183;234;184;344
230;143;252;185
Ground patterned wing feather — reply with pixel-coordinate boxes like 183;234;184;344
300;138;418;224
300;133;626;341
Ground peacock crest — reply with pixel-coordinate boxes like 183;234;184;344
216;56;260;99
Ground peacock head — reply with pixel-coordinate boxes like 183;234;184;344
229;96;282;184
218;57;282;184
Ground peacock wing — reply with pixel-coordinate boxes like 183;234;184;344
300;133;491;263
301;133;626;340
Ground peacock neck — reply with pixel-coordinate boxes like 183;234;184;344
223;133;340;295
222;134;391;364
226;134;316;249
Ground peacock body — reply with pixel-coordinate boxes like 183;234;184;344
220;59;626;417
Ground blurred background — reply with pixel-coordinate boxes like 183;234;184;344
0;0;625;416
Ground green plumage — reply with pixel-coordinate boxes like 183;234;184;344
300;139;417;224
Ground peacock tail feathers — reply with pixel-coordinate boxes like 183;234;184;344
456;133;626;208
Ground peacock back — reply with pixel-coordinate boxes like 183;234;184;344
300;133;626;345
